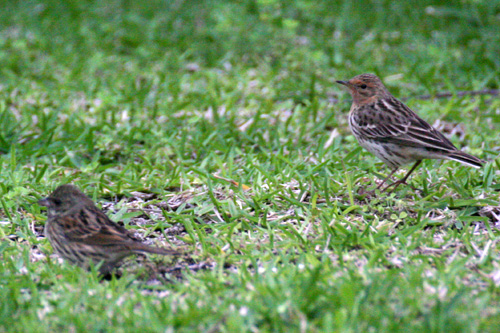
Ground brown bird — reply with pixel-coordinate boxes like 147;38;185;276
39;184;180;275
336;73;485;192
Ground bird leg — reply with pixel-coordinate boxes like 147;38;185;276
357;167;399;196
383;160;422;193
376;167;399;190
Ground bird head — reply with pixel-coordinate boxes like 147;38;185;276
38;184;94;217
336;73;390;104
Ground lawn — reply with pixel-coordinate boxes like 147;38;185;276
1;0;500;331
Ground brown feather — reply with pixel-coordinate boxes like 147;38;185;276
39;184;181;275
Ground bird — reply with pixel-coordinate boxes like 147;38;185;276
39;184;180;275
336;73;485;192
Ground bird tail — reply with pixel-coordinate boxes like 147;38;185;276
134;243;182;256
447;150;485;168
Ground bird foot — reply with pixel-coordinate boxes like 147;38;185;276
356;186;376;196
382;180;418;193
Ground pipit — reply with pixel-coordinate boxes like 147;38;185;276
336;73;484;192
39;184;180;275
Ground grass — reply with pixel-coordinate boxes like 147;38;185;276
1;0;500;331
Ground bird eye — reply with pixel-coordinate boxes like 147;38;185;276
360;84;367;89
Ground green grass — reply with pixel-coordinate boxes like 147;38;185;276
1;0;500;331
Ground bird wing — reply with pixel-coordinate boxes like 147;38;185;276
356;98;457;152
58;204;138;246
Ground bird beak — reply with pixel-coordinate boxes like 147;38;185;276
336;80;350;87
38;198;50;207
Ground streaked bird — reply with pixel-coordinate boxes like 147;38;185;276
336;73;484;191
39;184;180;275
